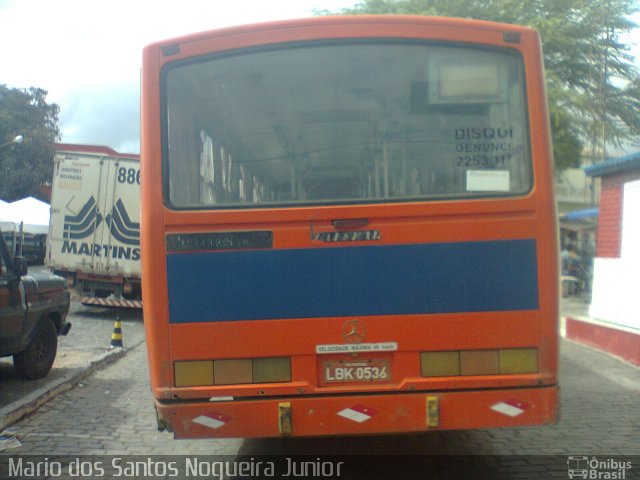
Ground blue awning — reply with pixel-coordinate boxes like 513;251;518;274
560;208;599;221
584;151;640;177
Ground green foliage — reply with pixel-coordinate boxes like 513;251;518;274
0;85;60;201
326;0;640;170
549;104;583;170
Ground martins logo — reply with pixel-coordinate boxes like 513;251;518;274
62;196;103;240
105;199;140;246
61;197;140;260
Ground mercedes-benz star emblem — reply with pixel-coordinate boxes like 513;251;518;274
342;320;366;344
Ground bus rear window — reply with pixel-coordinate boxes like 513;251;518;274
163;42;531;208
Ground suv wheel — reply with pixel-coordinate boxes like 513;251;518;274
14;317;58;380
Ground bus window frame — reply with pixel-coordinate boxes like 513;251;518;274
159;38;534;211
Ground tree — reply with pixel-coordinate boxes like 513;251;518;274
0;85;60;201
323;0;640;170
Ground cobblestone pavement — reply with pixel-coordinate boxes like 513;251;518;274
2;343;239;456
3;336;638;460
0;303;145;409
241;338;640;457
2;293;637;478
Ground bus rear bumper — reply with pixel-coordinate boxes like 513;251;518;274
155;385;557;438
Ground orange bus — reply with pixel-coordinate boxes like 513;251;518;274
141;15;558;438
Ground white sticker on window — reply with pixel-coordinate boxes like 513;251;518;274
466;170;510;192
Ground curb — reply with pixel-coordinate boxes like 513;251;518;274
0;340;144;431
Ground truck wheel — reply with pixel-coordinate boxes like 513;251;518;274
13;317;58;380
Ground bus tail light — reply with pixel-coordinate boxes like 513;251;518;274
421;348;538;377
420;351;460;377
174;357;291;387
499;348;538;374
174;360;213;387
460;350;499;375
252;357;291;383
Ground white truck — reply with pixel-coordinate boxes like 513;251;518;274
46;143;142;308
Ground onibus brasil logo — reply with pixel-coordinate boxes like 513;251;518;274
567;456;633;479
61;196;140;261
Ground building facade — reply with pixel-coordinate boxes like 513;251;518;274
566;152;640;366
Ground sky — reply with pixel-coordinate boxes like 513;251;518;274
1;1;638;155
0;0;358;154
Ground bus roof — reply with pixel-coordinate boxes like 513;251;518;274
144;15;538;52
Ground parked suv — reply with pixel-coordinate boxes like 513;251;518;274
0;231;71;379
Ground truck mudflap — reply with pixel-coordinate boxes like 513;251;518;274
155;385;557;438
79;296;142;309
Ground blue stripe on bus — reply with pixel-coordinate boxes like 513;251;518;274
166;239;539;323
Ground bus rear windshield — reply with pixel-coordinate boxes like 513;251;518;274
163;41;532;208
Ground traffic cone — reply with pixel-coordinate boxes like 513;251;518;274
110;318;123;348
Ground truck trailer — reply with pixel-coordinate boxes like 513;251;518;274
47;144;141;308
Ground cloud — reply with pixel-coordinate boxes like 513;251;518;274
2;0;637;157
1;0;360;154
59;83;140;154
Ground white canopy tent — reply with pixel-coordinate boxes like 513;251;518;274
0;197;51;234
0;199;14;232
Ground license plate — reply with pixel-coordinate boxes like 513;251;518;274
322;358;391;384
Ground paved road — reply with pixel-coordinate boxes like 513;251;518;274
0;303;145;409
2;334;638;478
1;294;638;478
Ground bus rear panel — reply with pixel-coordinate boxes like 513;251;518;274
141;15;558;438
